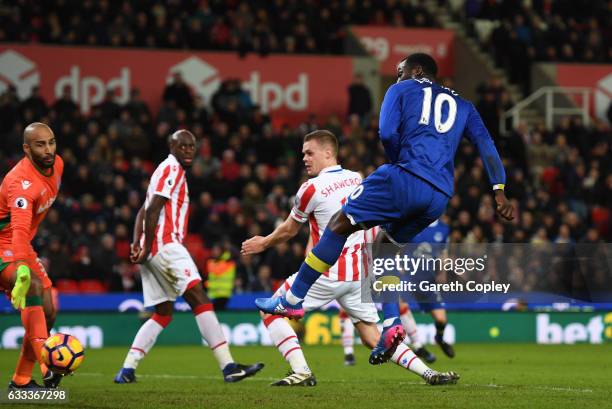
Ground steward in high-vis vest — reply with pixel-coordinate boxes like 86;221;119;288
206;249;235;310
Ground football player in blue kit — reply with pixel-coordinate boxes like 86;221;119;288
257;53;513;384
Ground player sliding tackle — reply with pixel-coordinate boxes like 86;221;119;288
243;130;454;385
256;53;514;370
115;130;263;384
1;123;65;389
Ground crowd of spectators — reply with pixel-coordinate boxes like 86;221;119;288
474;76;514;138
0;1;610;298
462;0;611;92
0;0;435;55
0;74;610;296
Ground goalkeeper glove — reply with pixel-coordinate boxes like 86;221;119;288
11;264;31;310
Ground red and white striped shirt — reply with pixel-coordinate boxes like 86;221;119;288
143;154;190;257
290;165;374;281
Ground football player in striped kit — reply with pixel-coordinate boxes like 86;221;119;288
114;130;263;384
241;130;452;385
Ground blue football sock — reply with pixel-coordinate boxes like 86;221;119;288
382;303;400;325
290;227;348;300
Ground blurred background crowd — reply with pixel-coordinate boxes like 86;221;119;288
0;0;434;55
461;0;611;92
0;0;610;301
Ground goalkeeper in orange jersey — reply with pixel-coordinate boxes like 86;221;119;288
0;122;64;389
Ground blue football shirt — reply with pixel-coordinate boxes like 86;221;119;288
379;77;506;197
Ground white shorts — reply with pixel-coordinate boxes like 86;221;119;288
140;243;202;307
275;273;379;324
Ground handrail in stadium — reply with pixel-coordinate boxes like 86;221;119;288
500;86;592;134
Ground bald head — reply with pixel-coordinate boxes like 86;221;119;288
168;129;196;168
23;122;54;145
167;129;195;147
23;122;56;170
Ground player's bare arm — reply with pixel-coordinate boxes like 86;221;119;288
241;216;301;255
130;204;146;263
132;195;167;264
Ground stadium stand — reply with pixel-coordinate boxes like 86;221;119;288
0;0;609;296
461;0;611;91
0;0;436;54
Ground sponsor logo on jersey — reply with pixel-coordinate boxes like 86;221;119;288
36;197;56;214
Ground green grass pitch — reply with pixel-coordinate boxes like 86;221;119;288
1;344;610;409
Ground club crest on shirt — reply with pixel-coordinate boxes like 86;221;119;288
3;250;13;257
21;180;32;190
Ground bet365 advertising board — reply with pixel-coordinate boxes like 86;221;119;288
1;311;611;349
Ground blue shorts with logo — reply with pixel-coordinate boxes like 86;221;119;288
342;164;449;244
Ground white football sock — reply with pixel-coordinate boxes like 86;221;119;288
400;310;423;349
341;316;355;355
123;314;171;369
265;316;311;374
285;289;303;306
391;344;429;376
194;305;233;370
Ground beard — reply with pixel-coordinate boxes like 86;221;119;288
32;153;55;169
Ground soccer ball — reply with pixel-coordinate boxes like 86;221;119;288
41;333;85;375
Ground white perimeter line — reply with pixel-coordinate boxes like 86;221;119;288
79;372;593;393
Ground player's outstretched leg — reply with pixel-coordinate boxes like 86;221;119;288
256;214;358;317
339;310;356;366
356;321;459;385
263;314;316;386
115;302;173;384
399;303;436;363
184;284;264;382
369;304;405;364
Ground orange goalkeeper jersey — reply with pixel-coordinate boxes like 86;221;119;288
0;155;64;262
